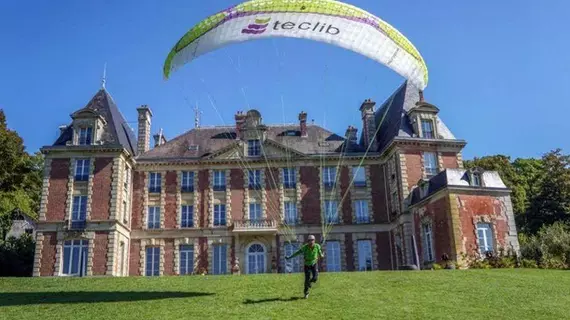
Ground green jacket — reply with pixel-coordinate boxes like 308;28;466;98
289;243;324;266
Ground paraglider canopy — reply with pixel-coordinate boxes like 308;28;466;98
163;0;429;90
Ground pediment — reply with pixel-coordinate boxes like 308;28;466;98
206;139;304;160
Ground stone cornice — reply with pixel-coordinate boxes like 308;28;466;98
41;145;131;158
380;137;467;157
408;185;511;209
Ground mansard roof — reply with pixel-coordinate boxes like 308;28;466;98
52;89;137;156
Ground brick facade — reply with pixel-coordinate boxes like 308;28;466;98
45;159;69;221
91;158;113;220
164;171;177;229
92;232;109;275
300;166;320;225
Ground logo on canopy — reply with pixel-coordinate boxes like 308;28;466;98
241;17;271;34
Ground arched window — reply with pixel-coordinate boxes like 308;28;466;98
246;243;266;274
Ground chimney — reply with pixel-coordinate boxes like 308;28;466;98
359;99;377;149
153;129;166;147
419;90;424;102
345;125;358;144
136;105;153;154
235;111;246;140
299;111;308;138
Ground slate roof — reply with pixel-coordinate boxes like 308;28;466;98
52;89;137;156
409;169;509;206
369;81;458;153
137;124;367;160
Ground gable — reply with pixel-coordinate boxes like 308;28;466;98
208;139;303;160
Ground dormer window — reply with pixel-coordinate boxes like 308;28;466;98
421;119;434;139
472;173;482;187
468;167;484;187
78;127;93;145
248;139;261;156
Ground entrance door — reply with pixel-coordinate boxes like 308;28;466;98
247;243;266;274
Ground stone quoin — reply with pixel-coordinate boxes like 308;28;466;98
33;81;520;277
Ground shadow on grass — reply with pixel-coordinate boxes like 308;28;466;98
243;297;302;304
0;291;214;306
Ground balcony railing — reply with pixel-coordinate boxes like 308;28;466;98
233;219;278;232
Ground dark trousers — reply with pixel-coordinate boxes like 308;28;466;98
304;264;318;294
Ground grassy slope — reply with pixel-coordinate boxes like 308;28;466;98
1;269;569;320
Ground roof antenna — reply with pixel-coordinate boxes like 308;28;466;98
101;62;107;89
194;103;202;128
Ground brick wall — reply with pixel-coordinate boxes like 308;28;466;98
376;232;392;270
91;158;113;220
265;167;280;221
456;194;510;254
339;166;352;224
300;166;320;225
129;240;141;276
46;159;69;221
164;171;177;229
198;170;209;228
345;232;354;271
131;171;144;230
197;237;208;273
164;239;175;275
92;232;109;275
40;232;57;276
370;164;389;223
414;196;452;264
441;152;459;169
230;169;244;221
405;152;423;190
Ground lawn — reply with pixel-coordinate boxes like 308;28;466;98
1;269;569;319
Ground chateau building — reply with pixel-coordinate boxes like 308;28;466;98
33;81;520;277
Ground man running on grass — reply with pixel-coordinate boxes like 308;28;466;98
285;235;324;299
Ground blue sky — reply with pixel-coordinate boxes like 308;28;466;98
1;0;568;160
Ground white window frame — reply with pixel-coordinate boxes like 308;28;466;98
322;166;337;187
213;170;226;190
421;119;435;139
324;200;339;224
422;222;435;262
249;202;262;221
283;168;296;189
248;169;262;189
247;139;261;157
284;201;297;225
246;243;266;274
354;200;369;224
326;241;341;272
181;205;193;228
214;204;226;226
181;171;194;192
284;243;301;273
71;195;87;222
477;223;494;255
213;244;227;275
179;245;194;275
423;152;438;177
147;206;160;229
357;239;373;271
352;166;366;187
145;246;160;276
78;127;93;145
74;159;90;181
62;239;88;276
149;172;161;193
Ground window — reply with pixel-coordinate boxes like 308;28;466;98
477;223;494;254
472;173;482;187
249;203;261;221
179;245;194;275
145;247;160;276
324;200;338;224
122;200;128;224
247;243;266;274
422;223;435;262
147;207;160;229
149;172;161;193
74;159;90;181
284;202;297;225
283;168;296;189
181;205;194;228
423;152;438;177
357;240;373;271
248;170;262;190
181;171;194;192
214;204;226;226
119;242;125;276
213;170;226;191
284;243;301;273
78;127;93;145
248;139;261;156
213;245;227;275
322;167;336;189
124;167;130;192
352;167;366;187
71;196;87;228
421;119;435;139
326;241;341;272
354;200;369;224
62;239;88;276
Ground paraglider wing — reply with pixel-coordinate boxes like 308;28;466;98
164;0;428;90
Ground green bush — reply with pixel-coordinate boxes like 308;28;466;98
520;258;538;268
0;233;35;277
519;222;570;269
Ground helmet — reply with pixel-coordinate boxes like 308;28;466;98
307;235;316;241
